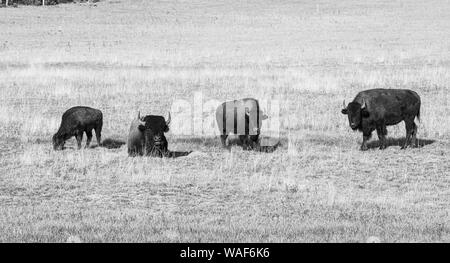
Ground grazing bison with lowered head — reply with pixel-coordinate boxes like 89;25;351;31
216;98;268;150
341;89;421;150
53;106;103;150
127;111;146;156
143;112;171;157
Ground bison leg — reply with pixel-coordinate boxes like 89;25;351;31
376;125;387;150
360;132;371;151
250;134;260;150
402;119;414;149
95;124;102;146
241;135;258;151
85;130;93;148
220;135;228;148
239;135;246;148
239;135;251;150
402;119;417;149
410;122;418;148
75;131;83;149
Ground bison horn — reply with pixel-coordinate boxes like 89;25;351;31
137;111;145;126
166;112;171;126
342;100;346;109
361;99;366;109
138;111;146;121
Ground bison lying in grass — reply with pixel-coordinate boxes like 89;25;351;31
127;111;172;157
128;112;191;158
142;113;171;157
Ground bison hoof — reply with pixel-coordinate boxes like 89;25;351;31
360;146;369;151
379;145;386;150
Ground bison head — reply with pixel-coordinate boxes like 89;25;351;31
246;107;268;135
52;133;65;150
143;112;171;157
341;99;369;130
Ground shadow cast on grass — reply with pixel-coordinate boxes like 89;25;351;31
129;150;192;158
95;138;126;149
171;136;283;153
226;137;282;153
366;137;435;149
254;144;281;153
167;151;192;158
170;137;219;147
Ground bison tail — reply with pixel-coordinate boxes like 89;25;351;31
416;106;421;123
416;95;421;123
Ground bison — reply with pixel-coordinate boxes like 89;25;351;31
341;89;421;150
143;112;171;157
216;98;268;150
53;106;103;150
127;111;146;156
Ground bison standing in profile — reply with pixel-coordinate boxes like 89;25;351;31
53;106;103;150
127;111;146;156
216;98;268;150
341;89;421;150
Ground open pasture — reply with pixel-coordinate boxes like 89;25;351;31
0;0;449;242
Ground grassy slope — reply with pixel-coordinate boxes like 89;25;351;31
0;0;449;242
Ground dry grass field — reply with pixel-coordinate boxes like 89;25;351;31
0;0;449;242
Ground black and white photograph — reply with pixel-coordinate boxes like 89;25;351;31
0;0;449;245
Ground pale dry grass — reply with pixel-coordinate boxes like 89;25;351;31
0;0;449;242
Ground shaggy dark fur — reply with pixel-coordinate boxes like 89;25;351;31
143;114;170;157
342;89;421;150
53;106;103;150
